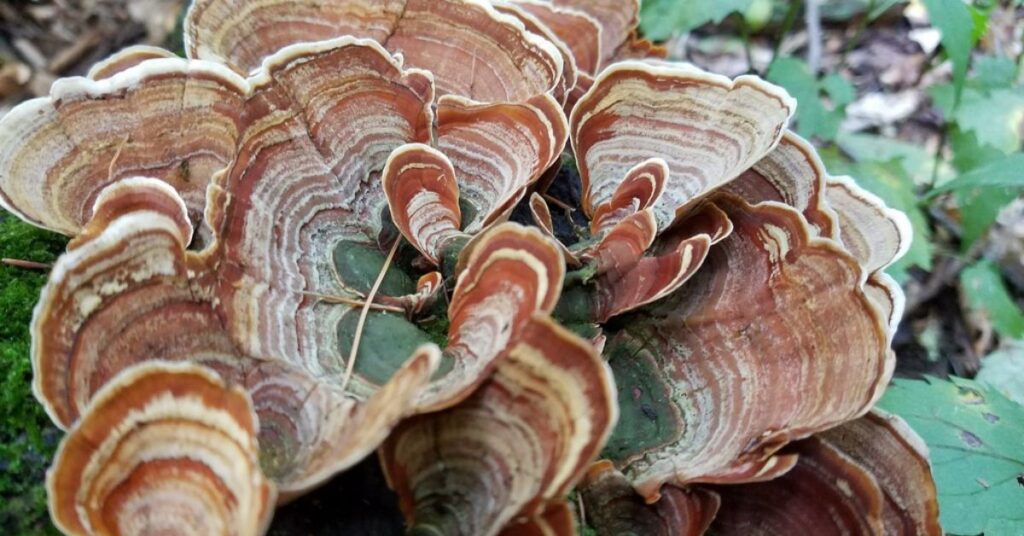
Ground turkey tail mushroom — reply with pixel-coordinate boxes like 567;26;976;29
570;61;795;228
32;177;442;500
380;315;617;536
581;461;720;536
185;0;564;104
0;56;246;235
601;196;891;500
47;362;276;536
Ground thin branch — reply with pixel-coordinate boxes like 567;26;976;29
340;238;401;393
805;0;823;73
298;290;405;313
2;258;51;270
838;0;877;70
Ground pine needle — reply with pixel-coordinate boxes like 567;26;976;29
340;239;401;392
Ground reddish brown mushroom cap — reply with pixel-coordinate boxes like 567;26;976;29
32;177;443;499
383;143;465;266
570;61;795;227
185;0;564;103
437;93;568;232
380;314;618;536
504;0;603;75
818;410;942;535
581;461;720;536
601;196;891;499
417;222;566;410
47;362;276;536
0;57;246;235
591;157;668;235
207;37;436;373
723;131;839;239
826;175;913;277
552;0;640;67
709;437;885;535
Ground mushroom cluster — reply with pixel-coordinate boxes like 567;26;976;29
1;1;941;535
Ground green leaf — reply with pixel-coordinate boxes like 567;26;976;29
957;187;1017;248
973;55;1019;89
961;260;1024;339
877;377;1024;535
976;343;1024;406
836;132;954;186
951;88;1024;153
921;0;981;104
766;57;848;141
931;153;1024;195
639;0;753;40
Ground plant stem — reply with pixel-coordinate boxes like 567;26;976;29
767;1;801;73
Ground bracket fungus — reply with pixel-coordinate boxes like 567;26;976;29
48;362;276;536
0;1;940;534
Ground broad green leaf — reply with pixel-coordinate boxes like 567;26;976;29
957;187;1017;248
820;72;856;106
953;88;1024;153
877;377;1024;535
976;343;1024;406
639;0;753;40
946;129;1020;248
921;0;980;104
961;260;1024;339
973;55;1019;89
931;153;1024;195
766;57;847;141
836;132;954;186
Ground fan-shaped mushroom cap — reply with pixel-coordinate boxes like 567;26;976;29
710;410;940;535
591;157;668;235
723;131;839;239
437;94;569;233
207;37;435;375
383;143;465;266
380;314;618;536
570;61;795;228
185;0;563;103
708;436;885;535
491;1;581;103
826;174;913;277
0;56;246;235
47;362;276;536
552;0;639;67
601;196;891;500
581;461;720;536
86;45;178;80
502;0;602;76
818;410;942;535
415;222;566;410
32;177;443;498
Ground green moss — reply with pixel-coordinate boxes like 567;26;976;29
0;215;67;535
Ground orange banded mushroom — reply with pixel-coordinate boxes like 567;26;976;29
47;362;276;536
0;56;246;235
581;462;719;536
380;315;617;536
708;410;941;535
600;196;891;499
31;177;444;499
185;0;564;104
